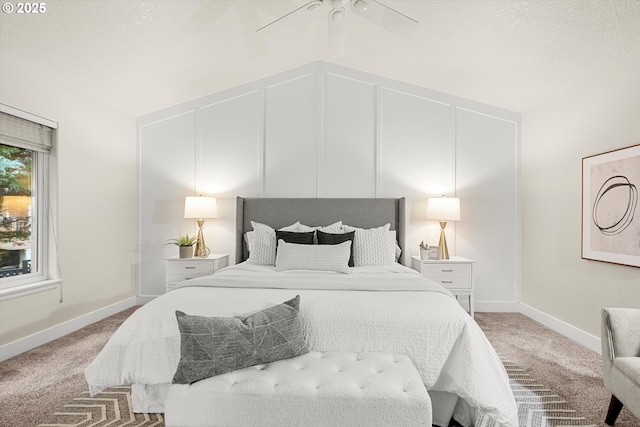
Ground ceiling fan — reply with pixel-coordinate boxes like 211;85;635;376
256;0;419;57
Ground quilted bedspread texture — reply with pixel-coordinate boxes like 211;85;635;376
85;263;517;427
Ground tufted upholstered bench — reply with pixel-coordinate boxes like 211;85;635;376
164;351;432;427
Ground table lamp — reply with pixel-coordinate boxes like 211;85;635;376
184;196;218;258
425;196;460;260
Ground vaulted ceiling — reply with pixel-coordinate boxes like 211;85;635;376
2;0;640;117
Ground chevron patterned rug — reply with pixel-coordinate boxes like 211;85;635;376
37;386;163;427
477;355;597;427
38;355;596;427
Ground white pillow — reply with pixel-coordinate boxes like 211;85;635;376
318;221;343;233
245;221;310;254
275;239;351;273
342;223;394;266
244;231;255;253
387;231;402;261
297;221;343;233
248;221;300;265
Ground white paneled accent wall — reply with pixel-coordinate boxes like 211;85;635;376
265;73;319;197
322;73;377;198
455;108;519;303
139;111;196;296
137;61;521;306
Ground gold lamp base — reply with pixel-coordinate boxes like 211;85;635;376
438;221;450;260
194;218;210;258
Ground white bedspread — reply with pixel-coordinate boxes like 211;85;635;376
85;263;517;427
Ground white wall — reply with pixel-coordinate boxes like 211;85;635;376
138;62;520;306
0;53;137;349
521;52;640;339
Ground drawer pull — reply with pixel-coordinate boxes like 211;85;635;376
183;266;196;270
442;280;454;284
441;269;454;273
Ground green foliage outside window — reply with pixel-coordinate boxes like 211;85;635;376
1;144;31;193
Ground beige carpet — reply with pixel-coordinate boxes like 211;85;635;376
0;308;637;427
475;312;638;427
0;306;140;427
35;354;596;427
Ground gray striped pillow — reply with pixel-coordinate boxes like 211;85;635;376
275;240;351;273
342;223;394;266
248;221;300;266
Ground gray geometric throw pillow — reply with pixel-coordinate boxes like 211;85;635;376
172;295;308;384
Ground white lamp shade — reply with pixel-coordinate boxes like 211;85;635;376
184;196;218;219
426;197;460;221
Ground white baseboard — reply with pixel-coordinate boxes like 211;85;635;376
519;303;601;354
0;297;137;362
136;295;158;305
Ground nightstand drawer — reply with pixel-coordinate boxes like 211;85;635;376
167;262;214;284
420;263;472;289
428;274;472;290
420;263;471;277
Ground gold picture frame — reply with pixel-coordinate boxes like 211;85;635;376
581;144;640;267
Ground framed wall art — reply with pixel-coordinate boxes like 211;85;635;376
582;144;640;267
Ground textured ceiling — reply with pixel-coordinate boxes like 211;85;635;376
2;0;640;117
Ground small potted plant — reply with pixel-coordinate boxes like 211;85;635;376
167;233;197;258
419;241;429;260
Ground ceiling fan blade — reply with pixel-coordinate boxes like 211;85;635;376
257;0;323;32
327;7;346;58
350;0;418;37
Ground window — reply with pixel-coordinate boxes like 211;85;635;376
0;107;58;299
0;145;35;277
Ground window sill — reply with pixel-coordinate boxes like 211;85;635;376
0;279;62;301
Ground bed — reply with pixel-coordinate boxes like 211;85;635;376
85;197;517;427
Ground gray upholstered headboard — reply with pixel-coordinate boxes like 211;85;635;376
236;197;406;264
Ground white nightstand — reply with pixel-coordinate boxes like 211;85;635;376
411;255;475;317
165;254;229;293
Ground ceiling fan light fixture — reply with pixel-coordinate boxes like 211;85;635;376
307;1;322;12
331;8;344;22
353;0;368;12
257;0;418;38
327;0;347;8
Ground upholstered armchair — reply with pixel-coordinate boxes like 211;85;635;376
601;308;640;425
